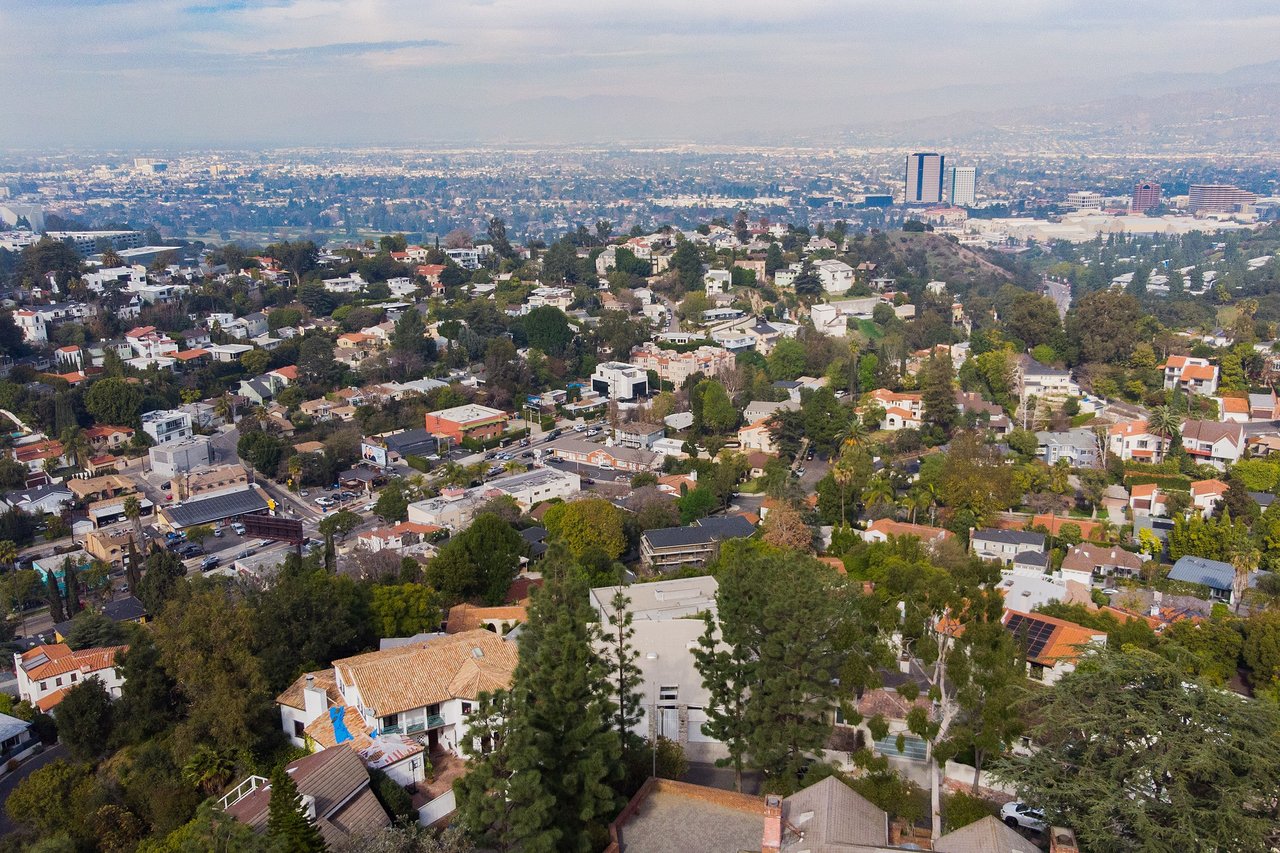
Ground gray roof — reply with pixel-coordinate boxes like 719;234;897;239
643;515;755;550
1013;550;1050;569
381;427;437;456
935;815;1041;853
1168;555;1235;591
972;529;1045;549
162;488;268;528
781;775;887;848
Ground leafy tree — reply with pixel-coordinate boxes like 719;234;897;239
184;524;214;547
695;548;848;793
994;647;1280;853
267;763;327;852
793;261;822;299
63;610;130;650
520;306;574;357
238;429;286;477
146;801;277;853
425;513;525;605
1243;610;1280;698
53;677;114;762
115;632;183;742
543;498;626;561
150;584;275;757
5;759;96;838
677;485;718;524
766;338;807;381
84;378;145;427
698;380;738;435
370;583;441;638
455;554;622;851
765;243;785;276
760;502;812;551
1065;291;1142;366
374;480;409;522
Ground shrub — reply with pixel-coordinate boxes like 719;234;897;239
943;791;997;833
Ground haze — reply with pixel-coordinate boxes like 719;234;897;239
4;0;1280;148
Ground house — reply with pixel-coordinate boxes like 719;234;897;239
1061;542;1145;586
861;518;953;546
148;435;214;478
489;467;583;508
1180;420;1244;469
630;343;735;386
590;361;649;401
544;437;660;473
935;817;1042;853
12;439;69;473
640;515;756;571
0;713;39;769
1015;354;1079;404
51;596;147;644
1249;389;1279;420
813;258;855;293
971;529;1046;565
613;422;664;450
445;603;527;635
1190;479;1229;518
83;425;134;453
1107;419;1168;464
1161;355;1219;395
407;489;491;531
140;409;193;445
14;643;127;713
809;297;884;337
1036;428;1101;468
737;418;777;454
703;269;731;294
590;576;719;624
1218;395;1250;423
865;388;923;431
222;747;391;847
1126;481;1167;514
81;525;138;567
996;571;1082;611
1;483;73;516
356;522;441;554
1003;610;1106;684
423;404;509;444
1168;555;1262;606
285;629;519;765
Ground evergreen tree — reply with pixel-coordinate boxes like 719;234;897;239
61;557;81;617
671;238;702;292
765;242;785;276
45;570;65;623
456;549;622;852
267;764;326;852
604;591;643;758
919;352;958;438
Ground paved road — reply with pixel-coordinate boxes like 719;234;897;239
1043;276;1072;320
0;743;64;836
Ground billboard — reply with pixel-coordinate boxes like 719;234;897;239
241;514;305;545
361;442;388;468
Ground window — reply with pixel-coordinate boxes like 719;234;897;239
658;685;678;703
294;720;305;738
70;673;77;682
55;677;62;687
39;682;46;691
461;702;473;715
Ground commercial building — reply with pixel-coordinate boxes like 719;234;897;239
1132;181;1162;212
45;230;144;256
157;486;270;531
148;435;213;478
1065;191;1103;212
423;404;509;444
948;166;976;207
905;153;945;205
590;361;648;401
1188;184;1257;213
141;409;193;445
487;467;581;508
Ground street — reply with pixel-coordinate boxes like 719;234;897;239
1042;276;1072;320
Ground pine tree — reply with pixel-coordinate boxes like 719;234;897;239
45;570;65;623
920;352;958;438
455;549;621;852
266;764;326;853
605;591;643;757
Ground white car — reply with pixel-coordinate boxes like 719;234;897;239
1000;802;1046;832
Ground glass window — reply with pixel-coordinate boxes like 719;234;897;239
658;685;678;702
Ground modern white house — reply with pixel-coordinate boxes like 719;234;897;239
141;409;193;445
590;361;649;401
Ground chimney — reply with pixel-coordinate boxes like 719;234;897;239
303;677;328;724
1049;827;1080;853
761;794;782;852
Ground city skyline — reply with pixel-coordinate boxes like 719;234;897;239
4;1;1280;148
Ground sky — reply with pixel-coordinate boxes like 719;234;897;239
3;0;1280;148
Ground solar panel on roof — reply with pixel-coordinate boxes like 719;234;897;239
1006;613;1057;660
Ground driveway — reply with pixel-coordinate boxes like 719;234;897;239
0;743;65;836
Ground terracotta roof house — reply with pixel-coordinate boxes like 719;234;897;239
861;518;953;546
1190;478;1229;518
445;603;527;635
1002;610;1106;684
13;643;127;712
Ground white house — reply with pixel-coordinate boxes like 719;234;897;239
813;259;855;294
14;643;127;713
590;361;648;401
1162;356;1219;396
1180;420;1244;469
141;409;194;445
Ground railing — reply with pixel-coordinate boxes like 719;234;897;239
219;775;268;810
427;714;445;729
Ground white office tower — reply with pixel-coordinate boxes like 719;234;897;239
949;166;976;207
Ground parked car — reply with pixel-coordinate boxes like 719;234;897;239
236;548;256;559
1000;802;1046;833
231;522;246;535
213;527;223;538
200;555;220;571
300;490;309;497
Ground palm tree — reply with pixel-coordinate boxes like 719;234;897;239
831;453;856;527
183;745;236;796
60;427;90;471
861;474;896;513
1230;541;1261;615
503;460;524;474
123;495;145;550
904;488;934;524
840;418;869;449
1146;405;1181;454
0;539;19;627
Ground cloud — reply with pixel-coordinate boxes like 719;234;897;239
259;38;450;58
